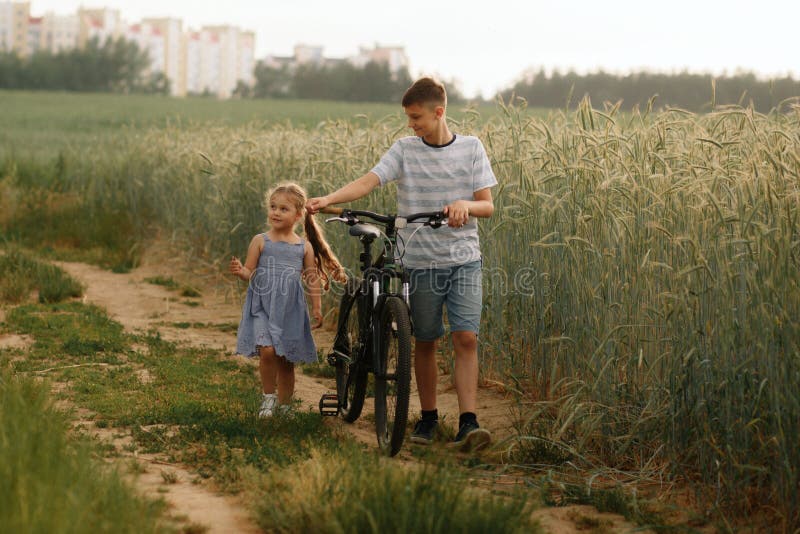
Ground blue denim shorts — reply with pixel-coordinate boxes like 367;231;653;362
408;260;482;341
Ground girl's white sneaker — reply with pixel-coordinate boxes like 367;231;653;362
258;393;277;418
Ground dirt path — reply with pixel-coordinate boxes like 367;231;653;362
53;259;645;534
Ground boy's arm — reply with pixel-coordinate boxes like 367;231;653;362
306;172;380;214
302;241;323;328
444;187;494;227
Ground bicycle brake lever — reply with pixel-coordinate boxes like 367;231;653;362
325;216;350;224
429;214;447;229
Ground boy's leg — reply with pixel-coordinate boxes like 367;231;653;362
451;331;478;414
414;339;438;411
409;267;447;443
275;356;295;405
445;260;490;451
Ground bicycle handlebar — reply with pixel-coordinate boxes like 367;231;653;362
320;207;447;228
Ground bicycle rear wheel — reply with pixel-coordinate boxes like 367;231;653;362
333;279;368;422
374;296;412;456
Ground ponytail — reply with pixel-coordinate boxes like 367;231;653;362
304;213;347;291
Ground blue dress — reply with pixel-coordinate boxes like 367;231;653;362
235;234;317;363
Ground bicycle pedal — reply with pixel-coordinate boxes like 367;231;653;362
318;393;339;416
326;350;350;367
326;352;337;366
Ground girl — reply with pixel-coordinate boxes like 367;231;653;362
230;182;346;418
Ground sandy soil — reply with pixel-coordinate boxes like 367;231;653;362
46;257;646;534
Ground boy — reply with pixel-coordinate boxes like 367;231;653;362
306;77;497;452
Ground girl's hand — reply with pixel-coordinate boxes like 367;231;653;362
311;308;324;329
444;200;470;227
229;256;243;276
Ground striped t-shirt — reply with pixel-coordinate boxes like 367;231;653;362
371;134;497;269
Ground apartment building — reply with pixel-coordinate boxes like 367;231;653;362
78;7;121;47
354;44;409;75
0;2;408;99
41;12;79;53
126;22;165;77
142;17;183;96
0;1;29;54
264;43;410;77
183;26;254;98
184;29;221;96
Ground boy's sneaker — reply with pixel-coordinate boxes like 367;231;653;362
258;393;277;419
410;418;438;444
448;420;491;452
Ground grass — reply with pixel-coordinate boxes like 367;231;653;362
0;247;84;303
3;298;543;531
245;447;541;534
0;367;166;533
144;275;180;289
0;89;500;160
2;88;799;528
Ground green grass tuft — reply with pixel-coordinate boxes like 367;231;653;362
0;247;83;303
247;447;540;533
0;367;165;533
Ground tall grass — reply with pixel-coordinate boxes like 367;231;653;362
0;247;84;302
3;92;799;527
0;368;164;533
246;447;539;533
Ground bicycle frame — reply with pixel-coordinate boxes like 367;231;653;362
327;208;445;377
323;207;446;455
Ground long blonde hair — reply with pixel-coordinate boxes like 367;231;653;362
265;182;347;290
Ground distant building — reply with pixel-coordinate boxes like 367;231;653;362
353;44;409;75
263;43;410;78
2;2;405;100
141;18;183;96
126;22;165;80
184;29;222;96
26;14;40;53
41;11;79;53
78;7;122;47
183;26;254;98
0;1;30;55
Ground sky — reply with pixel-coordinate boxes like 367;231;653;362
28;0;800;99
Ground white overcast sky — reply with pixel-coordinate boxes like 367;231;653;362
29;0;800;99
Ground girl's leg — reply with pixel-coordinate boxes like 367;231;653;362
259;346;278;394
275;356;295;405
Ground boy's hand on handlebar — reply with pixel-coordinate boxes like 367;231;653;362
306;196;330;215
443;200;469;228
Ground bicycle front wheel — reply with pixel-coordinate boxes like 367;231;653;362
374;296;412;457
333;279;368;423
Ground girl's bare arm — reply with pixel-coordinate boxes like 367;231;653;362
229;235;263;281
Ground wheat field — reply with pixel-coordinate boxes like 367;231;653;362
2;91;799;528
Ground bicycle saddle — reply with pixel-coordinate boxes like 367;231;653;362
349;223;381;240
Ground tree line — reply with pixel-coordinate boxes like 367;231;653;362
2;37;798;112
246;61;417;103
501;69;800;113
0;37;168;94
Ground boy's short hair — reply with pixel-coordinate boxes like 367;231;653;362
402;77;447;109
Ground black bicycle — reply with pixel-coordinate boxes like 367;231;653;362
319;207;445;456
